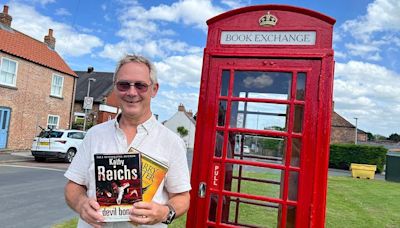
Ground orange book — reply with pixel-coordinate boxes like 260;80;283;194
128;148;168;202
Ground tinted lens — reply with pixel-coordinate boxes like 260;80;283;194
133;82;148;92
116;82;131;91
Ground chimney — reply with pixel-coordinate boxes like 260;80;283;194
178;103;185;112
44;29;56;50
0;5;12;27
87;66;94;73
187;109;193;117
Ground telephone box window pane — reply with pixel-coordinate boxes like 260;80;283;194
233;71;292;100
218;101;227;126
208;193;219;222
287;206;297;228
230;101;287;131
230;132;286;164
293;105;304;133
215;131;224;158
290;138;302;167
288;172;299;201
222;195;280;227
225;164;283;199
220;70;230;96
296;72;306;101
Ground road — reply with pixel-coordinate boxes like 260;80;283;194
0;159;75;228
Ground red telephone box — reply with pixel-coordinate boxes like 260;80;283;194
187;5;335;228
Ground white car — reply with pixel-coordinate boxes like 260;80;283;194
31;129;85;163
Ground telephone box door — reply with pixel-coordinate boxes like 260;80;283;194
188;57;322;228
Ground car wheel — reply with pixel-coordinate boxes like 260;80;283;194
65;148;76;163
34;157;46;162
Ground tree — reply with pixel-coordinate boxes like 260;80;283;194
177;126;188;138
388;133;400;142
366;132;374;141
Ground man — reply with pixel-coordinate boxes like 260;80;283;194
64;55;191;228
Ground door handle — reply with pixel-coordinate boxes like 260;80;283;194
198;182;206;198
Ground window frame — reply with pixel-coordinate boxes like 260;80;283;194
51;74;64;97
47;114;60;129
0;57;18;87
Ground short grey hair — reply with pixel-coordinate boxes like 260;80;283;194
113;54;157;84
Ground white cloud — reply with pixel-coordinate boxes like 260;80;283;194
221;0;246;9
155;54;203;88
333;60;400;136
152;90;199;122
129;0;223;31
342;0;400;37
8;3;103;57
55;8;71;16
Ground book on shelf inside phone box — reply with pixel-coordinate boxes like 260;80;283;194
94;152;142;222
128;147;169;202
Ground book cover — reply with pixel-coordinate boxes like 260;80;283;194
128;148;168;202
94;153;142;222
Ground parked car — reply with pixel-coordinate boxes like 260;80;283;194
31;129;85;163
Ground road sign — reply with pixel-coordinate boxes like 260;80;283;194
83;96;94;110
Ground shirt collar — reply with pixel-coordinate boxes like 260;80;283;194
113;113;157;135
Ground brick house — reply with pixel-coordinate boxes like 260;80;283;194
330;111;368;144
0;5;77;150
73;68;119;129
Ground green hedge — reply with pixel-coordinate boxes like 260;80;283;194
329;144;387;173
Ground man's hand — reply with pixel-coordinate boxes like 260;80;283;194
78;197;105;228
129;201;169;225
65;181;105;228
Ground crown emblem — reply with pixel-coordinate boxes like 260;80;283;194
259;11;278;27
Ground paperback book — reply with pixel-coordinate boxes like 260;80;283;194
128;148;169;202
94;153;142;222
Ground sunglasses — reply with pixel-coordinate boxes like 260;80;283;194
115;81;153;93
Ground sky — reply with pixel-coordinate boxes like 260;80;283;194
3;0;400;137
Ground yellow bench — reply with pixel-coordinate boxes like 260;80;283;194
350;163;377;179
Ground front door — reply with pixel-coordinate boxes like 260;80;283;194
188;58;321;227
0;107;11;149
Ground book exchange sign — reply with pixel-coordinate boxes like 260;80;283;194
220;31;316;45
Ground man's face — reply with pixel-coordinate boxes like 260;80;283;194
114;62;158;119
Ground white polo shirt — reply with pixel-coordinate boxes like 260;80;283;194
65;115;191;228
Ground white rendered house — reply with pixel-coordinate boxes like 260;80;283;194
163;104;196;149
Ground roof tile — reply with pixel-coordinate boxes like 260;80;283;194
0;26;76;77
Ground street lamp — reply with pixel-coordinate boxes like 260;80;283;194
83;78;96;131
354;117;358;145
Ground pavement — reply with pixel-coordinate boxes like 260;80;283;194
0;150;385;180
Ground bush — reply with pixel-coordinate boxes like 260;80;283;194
329;144;387;173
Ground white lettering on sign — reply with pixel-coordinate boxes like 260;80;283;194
213;164;220;187
220;31;316;45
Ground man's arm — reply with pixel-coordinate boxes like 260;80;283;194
166;191;190;218
64;180;104;227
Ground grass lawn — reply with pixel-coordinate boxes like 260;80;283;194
54;176;400;227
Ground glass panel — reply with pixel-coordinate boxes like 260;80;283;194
223;195;279;227
230;101;288;131
288;172;299;201
290;138;301;167
215;131;224;158
230;132;286;164
296;73;306;101
2;111;7;129
287;206;296;228
225;164;283;199
293;105;304;133
0;110;3;129
220;70;230;96
208;193;219;222
217;101;227;127
233;71;292;100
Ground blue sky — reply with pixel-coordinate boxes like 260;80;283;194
4;0;400;137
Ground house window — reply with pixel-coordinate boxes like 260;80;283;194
51;74;64;97
47;115;60;129
0;57;18;86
